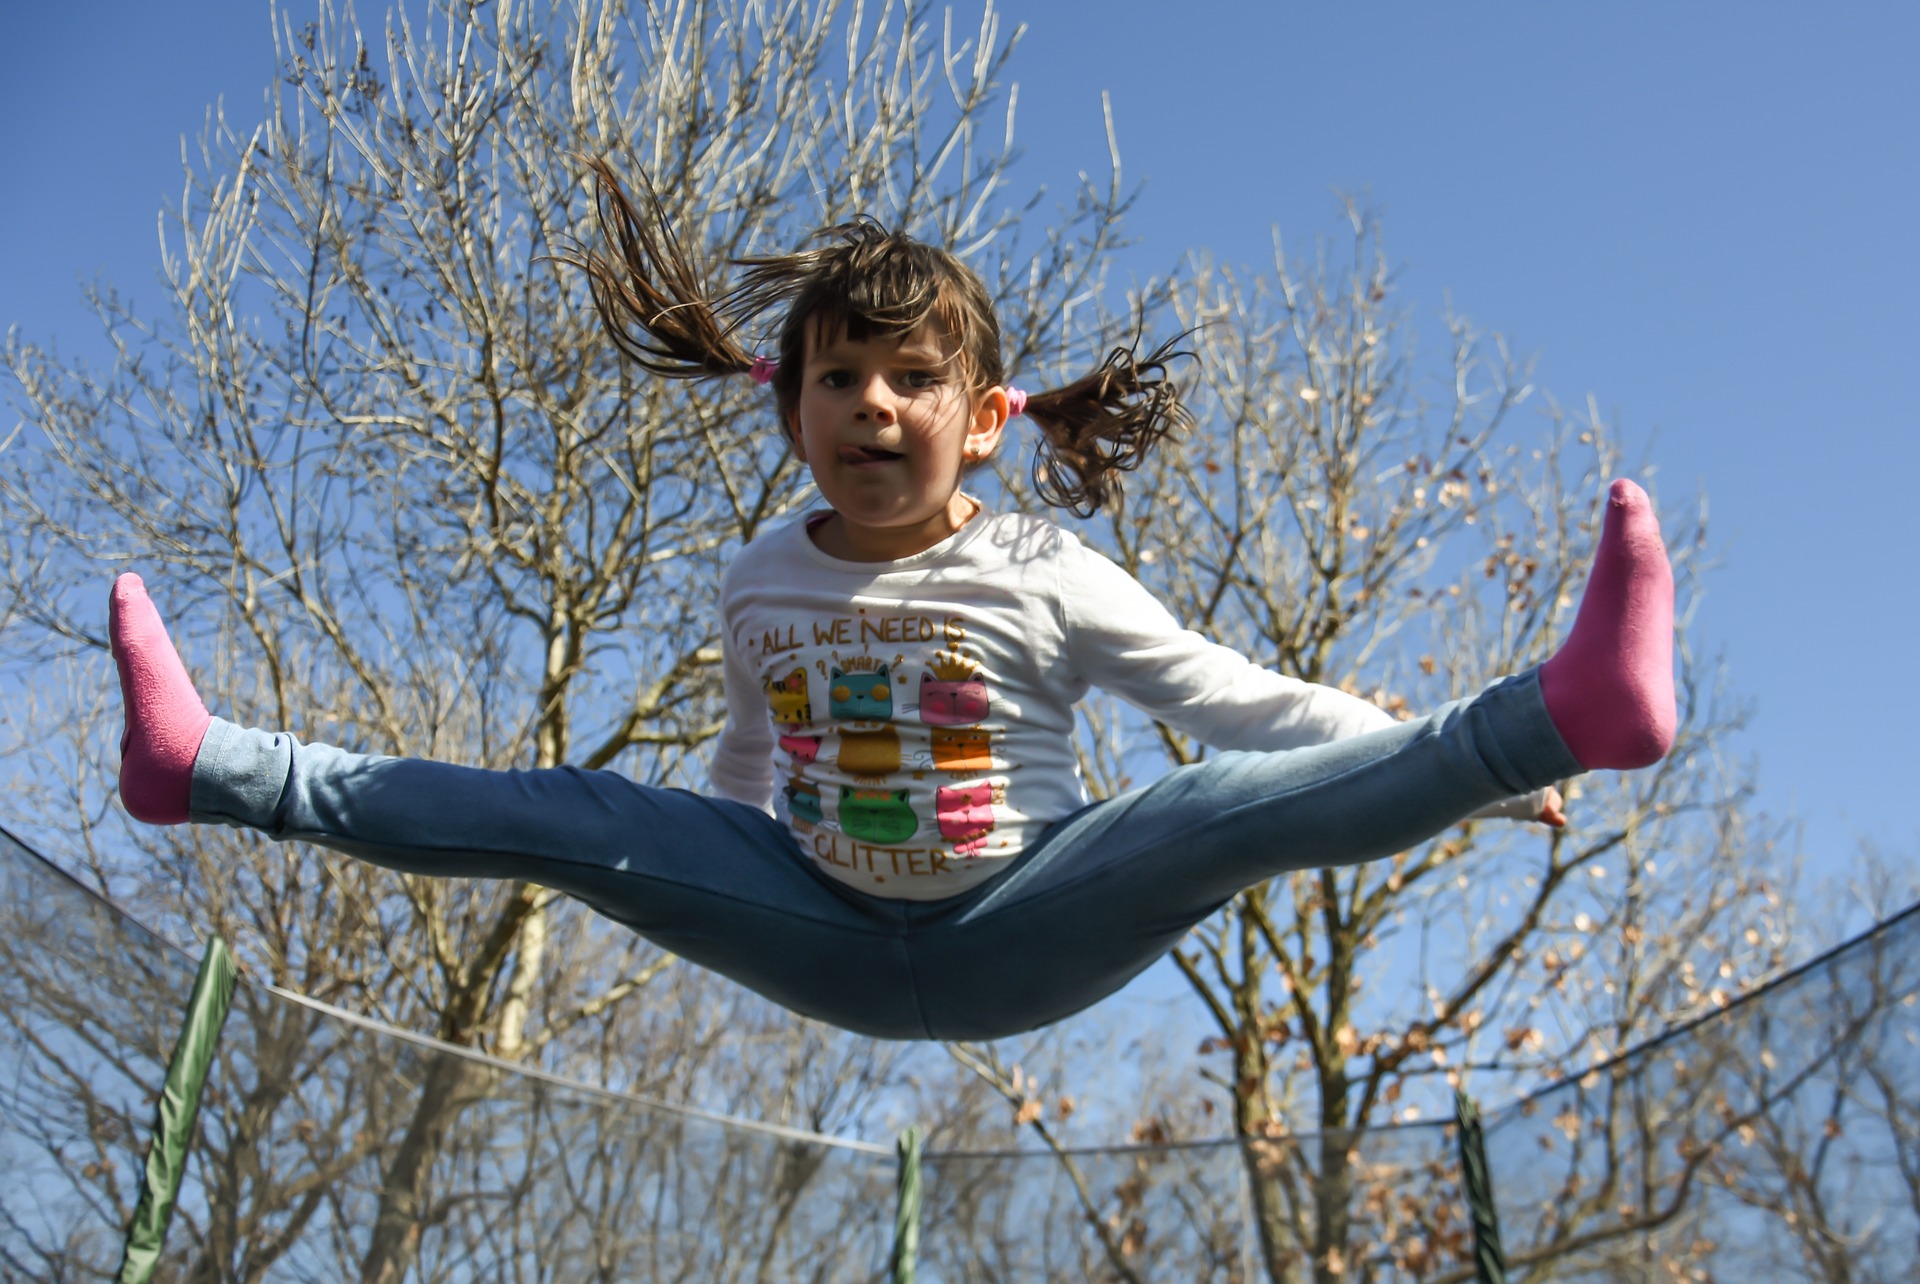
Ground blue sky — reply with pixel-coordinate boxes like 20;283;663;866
5;1;1917;903
997;3;1920;898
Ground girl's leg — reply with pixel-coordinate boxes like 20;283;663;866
111;577;931;1039
908;672;1580;1039
186;720;930;1036
907;481;1674;1039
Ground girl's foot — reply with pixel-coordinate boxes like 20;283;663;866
110;574;211;824
1538;480;1677;770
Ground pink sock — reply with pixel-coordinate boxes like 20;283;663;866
110;574;212;825
1538;480;1677;770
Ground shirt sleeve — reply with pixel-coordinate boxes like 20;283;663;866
1057;537;1397;750
706;603;777;815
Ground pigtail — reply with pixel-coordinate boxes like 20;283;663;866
1022;336;1194;517
567;157;756;380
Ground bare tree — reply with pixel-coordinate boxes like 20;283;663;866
0;0;1125;1277
1031;209;1797;1281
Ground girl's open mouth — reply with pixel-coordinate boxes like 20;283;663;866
841;446;904;465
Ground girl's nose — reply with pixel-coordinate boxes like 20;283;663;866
854;375;896;423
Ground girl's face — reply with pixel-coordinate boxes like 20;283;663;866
786;324;1008;562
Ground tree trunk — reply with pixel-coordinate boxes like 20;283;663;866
360;610;569;1279
1233;1033;1306;1283
358;1051;493;1284
357;883;538;1282
1309;1103;1354;1284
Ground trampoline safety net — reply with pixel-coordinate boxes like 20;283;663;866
3;825;1915;1282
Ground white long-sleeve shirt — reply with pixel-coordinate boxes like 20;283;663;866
709;505;1432;901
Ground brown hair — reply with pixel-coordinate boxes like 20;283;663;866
568;157;1191;516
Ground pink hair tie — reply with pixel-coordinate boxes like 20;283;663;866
1005;386;1028;417
748;356;778;385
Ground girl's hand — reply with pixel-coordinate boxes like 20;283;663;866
1537;786;1567;828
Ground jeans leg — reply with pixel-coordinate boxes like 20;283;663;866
189;719;929;1038
907;671;1581;1039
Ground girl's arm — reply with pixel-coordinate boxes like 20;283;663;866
707;622;778;814
1057;537;1560;823
1057;537;1396;750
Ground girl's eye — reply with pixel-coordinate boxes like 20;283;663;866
821;370;851;388
904;370;939;389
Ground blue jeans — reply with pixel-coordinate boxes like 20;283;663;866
189;671;1579;1040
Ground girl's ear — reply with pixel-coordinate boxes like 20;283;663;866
784;406;807;462
964;387;1010;462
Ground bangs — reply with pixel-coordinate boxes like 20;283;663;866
738;216;1006;399
800;284;973;365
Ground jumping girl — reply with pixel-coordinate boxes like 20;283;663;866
109;164;1674;1041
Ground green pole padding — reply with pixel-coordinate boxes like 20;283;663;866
116;935;237;1284
890;1124;924;1284
1456;1090;1507;1284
